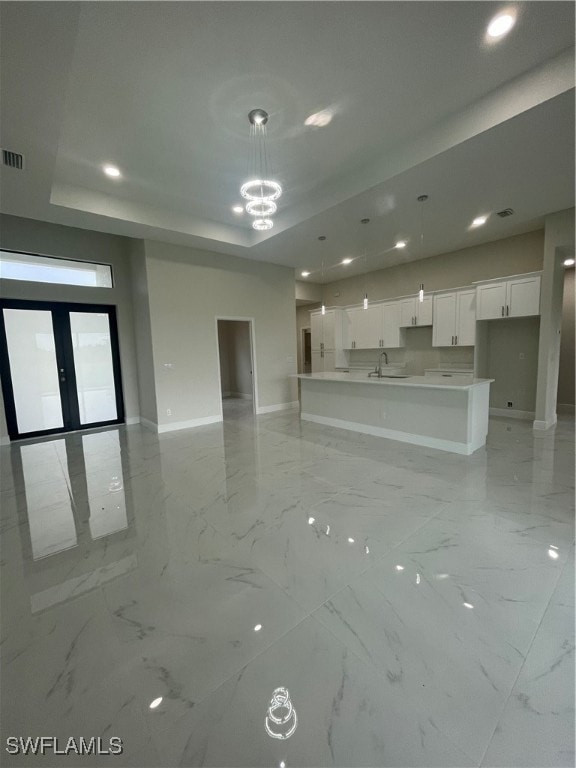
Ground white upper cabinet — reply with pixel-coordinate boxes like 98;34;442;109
476;275;540;320
346;305;382;349
507;276;541;317
382;301;405;348
310;312;324;350
456;290;477;345
433;289;476;347
399;296;433;327
311;309;338;350
475;282;507;320
432;293;457;347
310;309;347;367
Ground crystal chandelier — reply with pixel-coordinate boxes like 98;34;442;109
241;109;282;231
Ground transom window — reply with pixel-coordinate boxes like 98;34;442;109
0;250;113;288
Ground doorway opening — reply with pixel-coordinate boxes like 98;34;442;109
0;299;124;441
301;327;312;373
216;319;255;419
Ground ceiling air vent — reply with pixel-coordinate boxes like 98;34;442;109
496;208;514;217
1;149;25;170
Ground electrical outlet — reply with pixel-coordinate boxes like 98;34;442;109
167;408;172;416
507;402;513;408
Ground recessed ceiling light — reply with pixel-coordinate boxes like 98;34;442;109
563;258;575;267
395;564;404;571
463;602;474;609
232;205;244;214
103;164;121;178
471;215;488;228
254;624;263;631
395;241;407;249
342;258;352;265
301;271;310;277
149;697;163;709
487;11;516;39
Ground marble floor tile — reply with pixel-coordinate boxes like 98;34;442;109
314;570;525;762
481;599;575;767
1;410;574;767
151;616;473;767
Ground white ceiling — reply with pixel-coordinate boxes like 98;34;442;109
1;2;574;282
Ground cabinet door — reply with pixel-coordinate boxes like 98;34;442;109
358;305;382;348
322;350;336;372
476;282;507;320
508;276;540;317
322;311;336;349
346;308;363;348
310;313;323;350
399;297;416;327
456;290;476;346
416;295;433;326
432;293;456;347
382;302;404;348
311;350;323;373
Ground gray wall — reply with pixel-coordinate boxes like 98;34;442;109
485;317;540;412
129;240;157;424
558;267;575;408
0;214;140;440
143;239;297;428
322;230;544;307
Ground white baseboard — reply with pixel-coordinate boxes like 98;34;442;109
557;403;575;415
228;392;252;400
489;408;535;421
533;415;558;431
139;417;158;432
300;412;481;455
157;415;222;434
256;401;299;415
125;416;140;425
0;435;11;446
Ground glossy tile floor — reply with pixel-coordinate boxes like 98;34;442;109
1;400;574;767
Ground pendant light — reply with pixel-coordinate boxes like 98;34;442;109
318;236;327;315
361;218;370;309
417;195;428;301
241;109;282;231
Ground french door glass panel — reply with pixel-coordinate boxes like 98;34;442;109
2;308;64;433
70;312;117;424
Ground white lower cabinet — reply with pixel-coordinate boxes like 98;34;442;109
433;289;476;347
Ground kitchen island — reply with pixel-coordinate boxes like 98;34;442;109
298;372;493;455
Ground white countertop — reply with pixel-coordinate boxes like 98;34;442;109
424;366;474;374
297;372;493;391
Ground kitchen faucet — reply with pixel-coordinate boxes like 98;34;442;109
368;350;388;378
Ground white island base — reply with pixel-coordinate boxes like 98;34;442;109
298;373;493;455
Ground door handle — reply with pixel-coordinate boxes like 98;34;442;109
506;305;509;316
455;335;458;345
451;336;454;345
501;306;504;317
